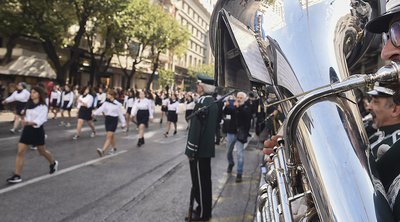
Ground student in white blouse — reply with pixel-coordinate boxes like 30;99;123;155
72;86;96;140
2;82;30;133
94;89;126;157
163;94;179;137
59;84;74;127
49;84;61;119
131;90;154;147
185;94;195;130
6;86;58;184
123;89;135;133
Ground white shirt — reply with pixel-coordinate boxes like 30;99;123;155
77;94;94;109
5;89;30;103
124;96;135;108
162;98;169;106
185;101;195;110
50;90;61;104
131;98;154;119
61;91;74;108
167;100;179;113
97;92;106;104
25;104;48;128
93;99;126;127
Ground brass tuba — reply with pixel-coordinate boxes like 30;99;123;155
209;0;398;221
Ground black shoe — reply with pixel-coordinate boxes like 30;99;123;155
190;215;211;221
227;163;234;173
137;139;142;147
7;174;22;184
141;138;145;145
235;174;242;183
163;132;168;137
49;160;59;174
173;130;177;135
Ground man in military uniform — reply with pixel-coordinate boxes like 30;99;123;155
185;77;218;221
366;1;400;218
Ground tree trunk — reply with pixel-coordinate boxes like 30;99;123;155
42;40;67;84
1;34;19;65
126;66;137;90
146;52;161;90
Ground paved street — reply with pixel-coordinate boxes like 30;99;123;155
0;108;262;222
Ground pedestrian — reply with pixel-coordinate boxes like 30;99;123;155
6;86;58;184
223;94;238;174
232;92;252;182
163;93;179;137
185;79;218;221
161;92;169;124
72;86;96;140
59;84;74;127
94;89;126;157
49;84;61;119
123;89;135;133
2;82;30;133
96;87;107;109
131;90;154;147
365;2;400;218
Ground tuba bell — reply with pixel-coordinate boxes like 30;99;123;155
209;0;397;221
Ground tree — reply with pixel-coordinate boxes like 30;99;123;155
188;63;215;78
84;0;127;86
114;0;154;89
0;0;28;64
145;6;190;90
158;68;175;89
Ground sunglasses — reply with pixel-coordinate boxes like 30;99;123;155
383;20;400;48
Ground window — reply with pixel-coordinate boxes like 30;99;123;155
189;55;192;66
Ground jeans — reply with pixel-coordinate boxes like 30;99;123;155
226;133;245;174
235;140;245;175
226;133;237;166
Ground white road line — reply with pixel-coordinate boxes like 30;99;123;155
0;150;128;195
0;136;19;142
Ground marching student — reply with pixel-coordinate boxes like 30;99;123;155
123;89;135;132
72;86;96;140
131;90;154;147
96;87;106;109
160;92;169;124
6;86;58;184
94;89;126;157
49;84;61;119
2;82;30;133
59;84;74;127
164;93;179;137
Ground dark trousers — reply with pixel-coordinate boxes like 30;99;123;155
189;157;212;219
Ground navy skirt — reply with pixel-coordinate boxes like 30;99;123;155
61;101;71;111
137;110;150;127
51;99;59;108
167;111;178;123
15;101;27;116
78;106;92;121
105;116;118;132
126;107;132;115
20;125;45;146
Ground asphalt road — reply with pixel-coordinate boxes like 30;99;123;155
0;110;262;222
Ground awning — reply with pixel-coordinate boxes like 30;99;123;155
0;56;57;79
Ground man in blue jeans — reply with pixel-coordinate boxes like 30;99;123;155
223;92;252;182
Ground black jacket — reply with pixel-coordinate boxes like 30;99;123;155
236;100;252;135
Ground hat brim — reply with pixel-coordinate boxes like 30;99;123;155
366;7;400;33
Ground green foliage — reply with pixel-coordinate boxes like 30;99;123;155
158;68;175;87
188;63;215;78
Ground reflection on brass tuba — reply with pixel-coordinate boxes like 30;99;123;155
209;0;397;221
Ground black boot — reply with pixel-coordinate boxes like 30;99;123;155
141;137;145;145
137;138;142;147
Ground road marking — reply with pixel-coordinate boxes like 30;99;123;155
0;150;128;195
0;136;19;142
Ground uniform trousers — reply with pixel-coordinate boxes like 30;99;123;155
189;157;212;219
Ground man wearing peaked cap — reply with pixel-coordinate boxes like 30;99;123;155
184;75;218;221
366;1;400;219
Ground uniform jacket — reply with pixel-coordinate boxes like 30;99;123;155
185;95;218;158
369;123;400;220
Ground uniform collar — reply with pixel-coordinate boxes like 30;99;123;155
380;123;400;135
